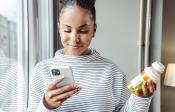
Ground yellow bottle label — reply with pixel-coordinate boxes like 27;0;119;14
130;73;144;88
141;74;150;81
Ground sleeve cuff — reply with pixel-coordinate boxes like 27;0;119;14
131;94;152;102
129;94;152;111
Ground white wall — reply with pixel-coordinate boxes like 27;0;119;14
91;0;141;80
91;0;163;112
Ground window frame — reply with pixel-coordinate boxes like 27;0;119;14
16;0;29;109
16;0;55;109
27;0;54;108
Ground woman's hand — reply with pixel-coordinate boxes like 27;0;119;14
135;80;156;97
43;75;81;109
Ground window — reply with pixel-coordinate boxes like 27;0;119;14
0;0;56;111
0;0;26;111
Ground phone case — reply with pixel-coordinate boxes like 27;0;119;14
50;66;75;87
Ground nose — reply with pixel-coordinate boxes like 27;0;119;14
71;31;80;43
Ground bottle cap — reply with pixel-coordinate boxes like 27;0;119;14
152;61;165;74
144;67;159;81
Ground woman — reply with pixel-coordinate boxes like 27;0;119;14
28;0;156;111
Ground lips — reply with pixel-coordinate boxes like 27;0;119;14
68;44;82;48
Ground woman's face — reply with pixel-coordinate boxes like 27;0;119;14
58;6;96;56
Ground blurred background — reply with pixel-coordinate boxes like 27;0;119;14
0;0;174;112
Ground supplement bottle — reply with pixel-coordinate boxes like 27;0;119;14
128;61;165;93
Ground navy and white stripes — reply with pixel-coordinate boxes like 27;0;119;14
28;49;152;112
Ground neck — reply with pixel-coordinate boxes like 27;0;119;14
64;49;91;56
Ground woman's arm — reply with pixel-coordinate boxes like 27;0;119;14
27;63;48;112
112;65;152;112
27;62;80;112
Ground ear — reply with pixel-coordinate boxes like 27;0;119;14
92;23;97;38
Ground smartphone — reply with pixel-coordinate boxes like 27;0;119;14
50;65;75;87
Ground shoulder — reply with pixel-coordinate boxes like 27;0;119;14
31;59;54;86
33;58;55;74
97;54;125;74
35;58;53;66
98;55;120;69
100;58;127;81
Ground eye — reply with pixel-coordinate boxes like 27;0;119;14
63;30;71;33
78;30;89;34
64;31;71;33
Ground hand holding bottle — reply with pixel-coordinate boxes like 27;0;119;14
128;61;165;97
135;79;156;97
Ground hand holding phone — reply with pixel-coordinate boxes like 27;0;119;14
44;75;80;109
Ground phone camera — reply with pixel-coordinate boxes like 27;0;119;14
51;69;60;76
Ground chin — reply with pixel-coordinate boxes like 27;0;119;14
64;46;88;55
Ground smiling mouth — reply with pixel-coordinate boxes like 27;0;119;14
69;44;82;48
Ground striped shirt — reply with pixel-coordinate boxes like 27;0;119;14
28;49;152;112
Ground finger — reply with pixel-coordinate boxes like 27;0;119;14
152;81;157;90
44;93;70;108
50;84;79;97
55;96;71;107
46;75;64;91
151;81;157;92
60;96;71;104
142;81;149;96
148;80;155;93
54;88;80;101
54;101;63;107
135;88;143;97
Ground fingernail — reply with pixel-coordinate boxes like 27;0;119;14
60;75;64;79
74;84;79;88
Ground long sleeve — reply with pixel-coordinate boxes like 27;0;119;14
112;65;152;112
27;63;45;112
27;62;60;112
27;49;153;112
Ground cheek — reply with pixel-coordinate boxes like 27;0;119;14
60;33;69;43
81;36;93;45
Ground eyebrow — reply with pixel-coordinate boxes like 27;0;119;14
79;24;89;28
63;24;90;28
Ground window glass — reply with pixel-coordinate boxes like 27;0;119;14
0;0;25;111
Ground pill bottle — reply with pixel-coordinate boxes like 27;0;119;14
128;61;165;93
